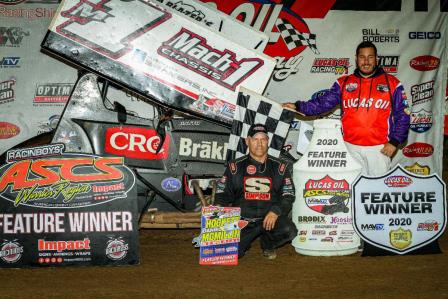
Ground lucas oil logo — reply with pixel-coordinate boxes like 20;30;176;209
158;28;264;91
410;109;432;133
303;175;350;215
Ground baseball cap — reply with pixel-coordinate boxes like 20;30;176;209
247;123;268;137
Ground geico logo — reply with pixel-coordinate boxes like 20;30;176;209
179;137;227;160
409;32;441;39
244;177;271;193
109;132;162;154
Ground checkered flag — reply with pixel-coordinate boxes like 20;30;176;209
226;88;295;161
276;18;319;54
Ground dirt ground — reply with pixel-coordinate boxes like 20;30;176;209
0;228;447;299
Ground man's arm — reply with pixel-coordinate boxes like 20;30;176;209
282;81;342;116
388;84;411;146
214;165;235;207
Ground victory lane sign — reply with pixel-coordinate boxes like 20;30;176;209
352;165;446;255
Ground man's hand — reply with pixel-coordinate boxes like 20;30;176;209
282;102;297;110
263;211;279;231
380;143;397;157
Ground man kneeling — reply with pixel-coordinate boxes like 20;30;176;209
215;124;297;260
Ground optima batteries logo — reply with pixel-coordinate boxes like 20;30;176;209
310;58;349;75
34;83;73;104
378;56;398;74
158;28;263;91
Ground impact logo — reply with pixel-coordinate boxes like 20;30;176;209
410;109;432;133
0;79;15;105
303;175;350;215
56;0;171;59
34;83;73;104
310;58;349;75
204;1;332;81
105;238;129;260
0;153;134;208
402;143;434;158
384;176;412;188
378;56;399;74
0;122;20;139
105;127;169;160
0;57;21;68
410;80;434;106
0;240;23;263
410;55;440;71
362;28;399;43
158;28;263;91
0;27;30;47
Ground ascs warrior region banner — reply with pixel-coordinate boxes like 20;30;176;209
0;144;139;267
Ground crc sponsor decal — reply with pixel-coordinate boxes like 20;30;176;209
105;127;169;160
0;153;135;208
353;165;446;254
0;79;15;105
0;27;29;47
7;144;65;163
0;6;57;19
361;223;384;231
178;137;228;161
0;240;23;263
362;28;399;43
105;238;129;261
203;1;331;81
0;57;20;68
410;55;440;71
404;163;430;176
389;228;412;250
244;177;271;200
410;109;432;133
158;28;264;91
161;177;181;192
378;55;398;74
157;0;213;26
303;176;350;215
402;142;434;158
34;83;73;104
310;58;350;75
417;220;439;231
409;32;441;39
384;176;412;188
410;80;434;106
0;122;20;139
56;0;171;59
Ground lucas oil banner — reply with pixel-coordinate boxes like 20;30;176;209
0;144;139;267
199;206;247;265
352;165;446;255
41;0;276;124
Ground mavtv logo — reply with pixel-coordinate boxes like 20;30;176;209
0;57;20;68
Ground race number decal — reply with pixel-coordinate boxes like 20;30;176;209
56;0;171;59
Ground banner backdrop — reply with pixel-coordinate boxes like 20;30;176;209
1;0;447;177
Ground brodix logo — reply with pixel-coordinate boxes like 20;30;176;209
105;127;169;160
0;154;134;208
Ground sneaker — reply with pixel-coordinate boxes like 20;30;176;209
262;249;277;260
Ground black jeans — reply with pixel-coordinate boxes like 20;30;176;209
238;215;297;258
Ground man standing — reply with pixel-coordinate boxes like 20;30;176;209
283;41;410;176
215;124;297;260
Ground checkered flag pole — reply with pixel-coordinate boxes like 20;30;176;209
226;88;295;162
275;18;320;55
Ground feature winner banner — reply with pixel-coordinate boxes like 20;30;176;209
41;0;276;124
199;206;247;265
352;165;446;255
0;144;139;267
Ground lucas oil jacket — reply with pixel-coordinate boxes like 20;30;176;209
215;155;295;219
295;67;410;147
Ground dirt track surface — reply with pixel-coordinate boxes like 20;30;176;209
1;227;448;299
